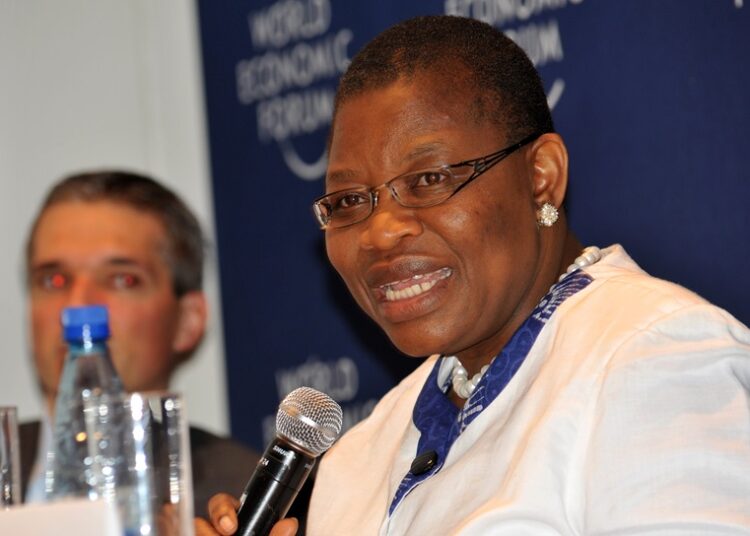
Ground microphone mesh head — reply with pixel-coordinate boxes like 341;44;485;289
276;387;343;457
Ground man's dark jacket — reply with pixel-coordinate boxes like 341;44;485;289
19;420;259;519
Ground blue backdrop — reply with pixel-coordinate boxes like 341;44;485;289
196;0;750;450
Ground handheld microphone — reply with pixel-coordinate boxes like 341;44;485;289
235;387;343;536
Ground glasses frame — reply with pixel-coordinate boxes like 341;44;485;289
313;131;542;230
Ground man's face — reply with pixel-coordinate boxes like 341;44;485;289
28;200;190;408
325;78;546;363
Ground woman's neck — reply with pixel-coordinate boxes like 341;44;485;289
446;231;585;407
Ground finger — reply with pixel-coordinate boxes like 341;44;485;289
194;517;221;536
270;517;299;536
207;493;241;535
158;503;179;536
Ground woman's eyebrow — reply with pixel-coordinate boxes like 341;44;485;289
325;168;359;188
325;140;452;187
404;140;449;160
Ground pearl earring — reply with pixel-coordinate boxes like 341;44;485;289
536;202;558;227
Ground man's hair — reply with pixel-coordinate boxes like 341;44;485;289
26;170;204;296
334;15;554;142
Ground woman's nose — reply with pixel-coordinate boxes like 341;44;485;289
359;195;423;251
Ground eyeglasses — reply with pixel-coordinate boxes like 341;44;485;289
312;132;541;230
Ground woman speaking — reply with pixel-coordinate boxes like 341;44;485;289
198;15;750;536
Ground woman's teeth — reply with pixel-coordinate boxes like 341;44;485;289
382;268;452;302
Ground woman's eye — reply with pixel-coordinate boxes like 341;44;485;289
334;192;369;210
414;171;448;187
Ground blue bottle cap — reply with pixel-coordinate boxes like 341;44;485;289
61;305;110;343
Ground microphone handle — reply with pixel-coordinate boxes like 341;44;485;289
235;438;316;536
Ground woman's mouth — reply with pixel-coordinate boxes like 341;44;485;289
378;267;452;302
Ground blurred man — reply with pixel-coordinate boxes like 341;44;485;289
20;170;258;517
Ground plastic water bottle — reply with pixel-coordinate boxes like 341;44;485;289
45;305;125;504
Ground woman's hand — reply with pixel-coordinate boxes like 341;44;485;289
194;493;298;536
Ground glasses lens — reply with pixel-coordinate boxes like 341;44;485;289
316;189;373;229
392;168;466;208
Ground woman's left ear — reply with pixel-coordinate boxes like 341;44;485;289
528;132;569;209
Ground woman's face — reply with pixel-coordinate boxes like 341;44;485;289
324;77;552;365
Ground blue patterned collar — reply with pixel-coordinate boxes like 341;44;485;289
388;269;594;516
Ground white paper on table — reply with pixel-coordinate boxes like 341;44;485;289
0;498;122;535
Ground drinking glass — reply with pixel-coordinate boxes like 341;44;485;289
68;392;194;535
141;391;194;536
0;406;21;508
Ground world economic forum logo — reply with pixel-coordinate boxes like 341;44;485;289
236;0;583;182
235;0;352;181
446;0;585;114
